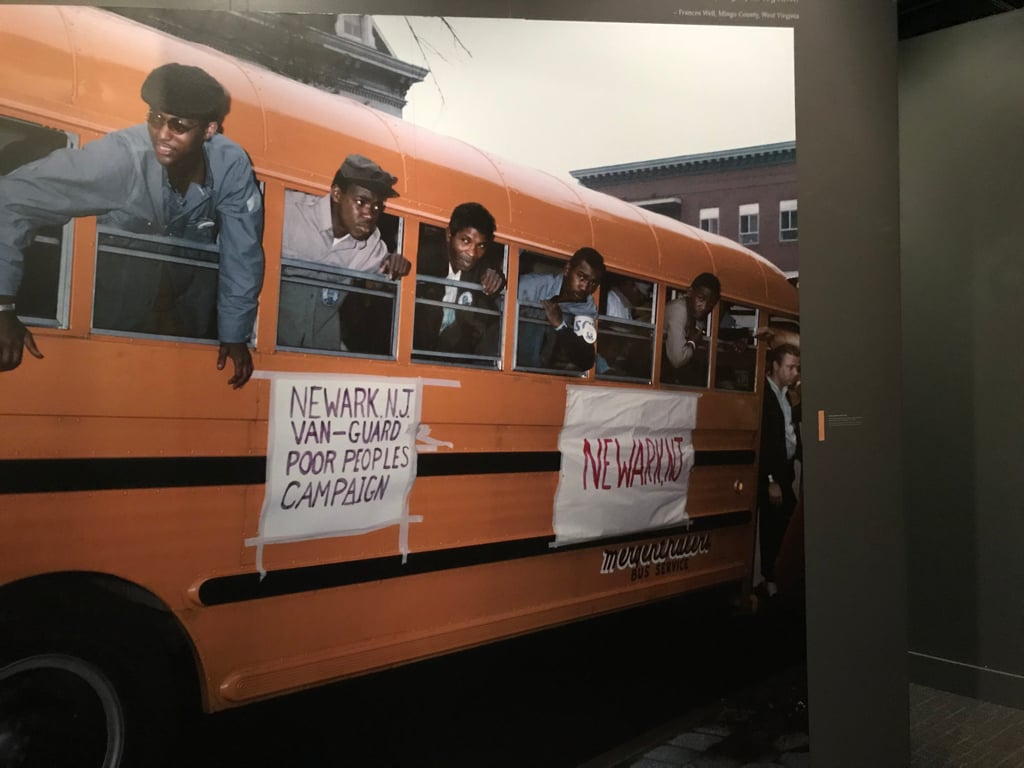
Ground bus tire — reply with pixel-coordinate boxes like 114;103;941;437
0;598;191;768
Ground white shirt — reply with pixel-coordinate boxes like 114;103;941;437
440;263;462;333
767;376;798;461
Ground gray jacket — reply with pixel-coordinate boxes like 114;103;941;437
0;123;264;342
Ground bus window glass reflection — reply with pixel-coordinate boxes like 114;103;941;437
93;229;221;340
0;115;74;327
714;301;758;392
596;272;655;383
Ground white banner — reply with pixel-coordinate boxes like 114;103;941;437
249;374;422;570
553;385;699;544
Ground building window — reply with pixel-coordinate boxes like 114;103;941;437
336;14;369;43
634;197;682;221
739;203;759;246
780;199;798;241
699;207;719;235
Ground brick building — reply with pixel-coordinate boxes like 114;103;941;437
571;142;798;275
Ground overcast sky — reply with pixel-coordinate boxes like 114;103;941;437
372;17;795;181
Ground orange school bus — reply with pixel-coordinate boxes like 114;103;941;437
0;7;798;765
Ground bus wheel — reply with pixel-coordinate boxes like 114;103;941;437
0;613;189;768
0;653;125;768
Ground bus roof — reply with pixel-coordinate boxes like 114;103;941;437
0;5;798;315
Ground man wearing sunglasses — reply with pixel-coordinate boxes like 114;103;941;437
0;63;264;388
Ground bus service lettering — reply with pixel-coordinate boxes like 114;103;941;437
599;534;712;576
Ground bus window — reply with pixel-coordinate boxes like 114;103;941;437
660;285;711;389
276;188;402;358
514;250;597;376
92;228;222;340
411;222;505;369
0;115;74;327
596;273;655;383
714;301;759;392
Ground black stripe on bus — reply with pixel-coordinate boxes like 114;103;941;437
693;450;756;466
0;450;754;494
416;451;561;476
198;510;752;606
0;456;266;494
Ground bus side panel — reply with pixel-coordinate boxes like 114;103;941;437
191;521;751;710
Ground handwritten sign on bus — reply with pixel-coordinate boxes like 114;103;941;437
251;374;422;569
553;386;699;544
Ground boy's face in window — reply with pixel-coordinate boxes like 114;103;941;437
331;183;384;241
445;227;489;273
688;286;719;322
561;260;602;303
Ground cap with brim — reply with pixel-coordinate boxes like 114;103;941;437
141;63;229;122
337;154;400;199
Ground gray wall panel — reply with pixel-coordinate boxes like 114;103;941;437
900;7;1024;706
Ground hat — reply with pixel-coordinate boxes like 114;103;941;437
334;154;400;199
141;63;230;122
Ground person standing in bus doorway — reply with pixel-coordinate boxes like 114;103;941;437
413;202;506;357
516;247;605;371
277;154;410;352
0;63;265;388
757;343;801;599
662;272;721;385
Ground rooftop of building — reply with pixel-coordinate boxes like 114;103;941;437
571;141;796;184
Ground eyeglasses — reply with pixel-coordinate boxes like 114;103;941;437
569;267;601;290
146;111;201;136
350;195;384;215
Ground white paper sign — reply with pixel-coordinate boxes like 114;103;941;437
249;374;422;563
553;385;699;544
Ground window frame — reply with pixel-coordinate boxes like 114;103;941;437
738;203;760;246
712;300;760;393
90;225;223;345
595;271;657;385
1;114;78;330
410;220;508;370
658;283;713;390
513;249;595;378
779;199;798;242
698;207;720;235
273;185;405;360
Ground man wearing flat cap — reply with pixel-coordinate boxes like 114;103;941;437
277;153;410;351
0;62;265;388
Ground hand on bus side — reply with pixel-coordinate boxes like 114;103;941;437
379;252;411;280
217;341;253;389
480;268;506;296
541;298;564;328
0;312;43;371
685;323;702;345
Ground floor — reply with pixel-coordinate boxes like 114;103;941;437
603;675;1024;767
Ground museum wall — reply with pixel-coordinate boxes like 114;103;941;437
900;7;1024;707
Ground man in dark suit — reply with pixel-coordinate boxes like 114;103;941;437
757;342;801;597
412;202;506;359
